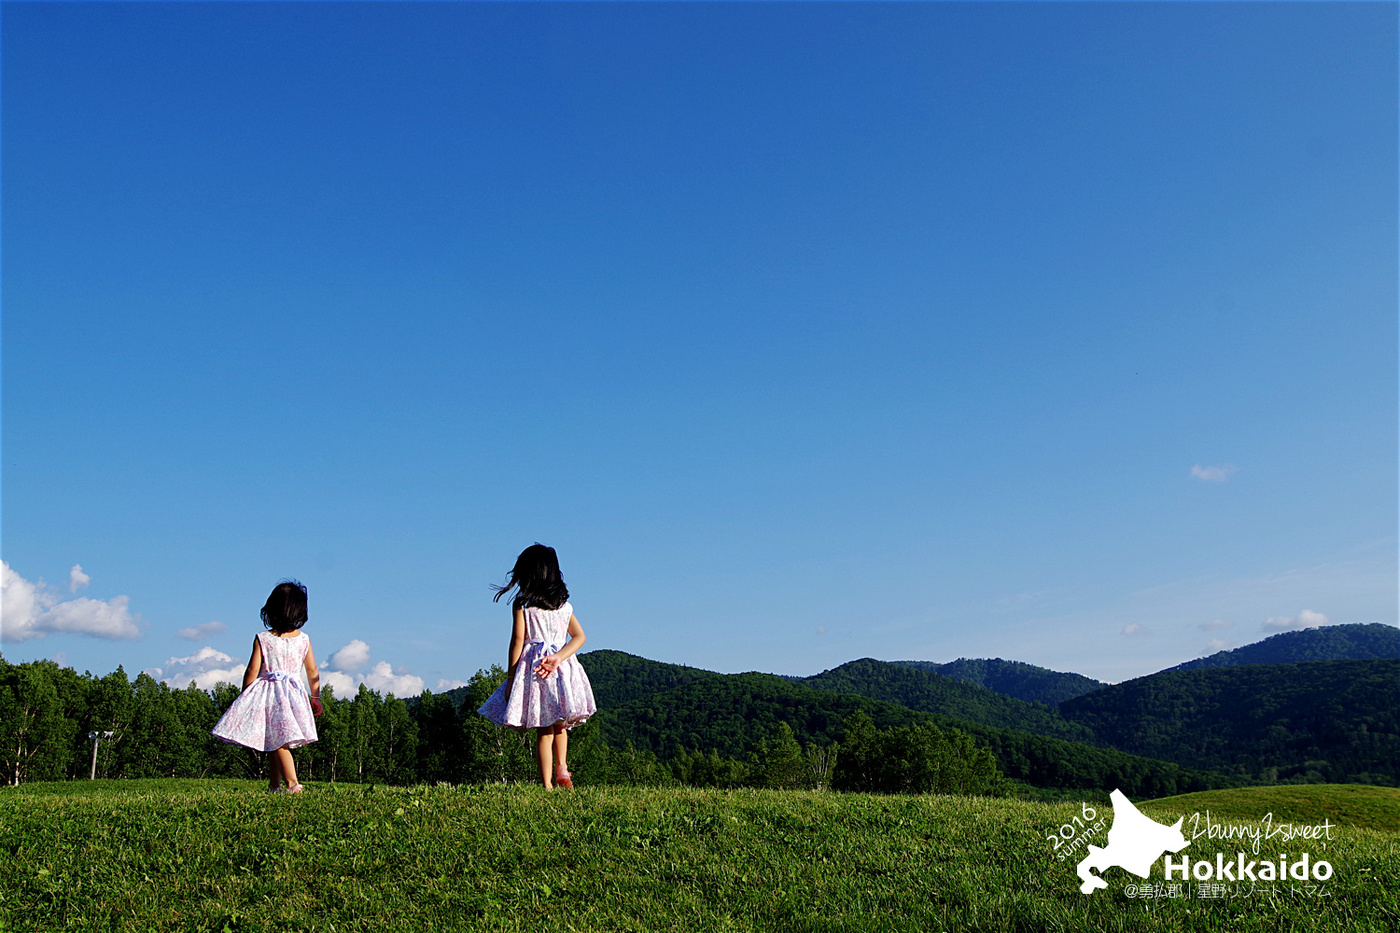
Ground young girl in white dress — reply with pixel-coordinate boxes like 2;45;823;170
478;544;597;789
212;580;323;793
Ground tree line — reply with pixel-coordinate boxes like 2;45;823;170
0;655;999;796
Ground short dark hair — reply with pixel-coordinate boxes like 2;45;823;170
261;580;309;633
492;544;569;611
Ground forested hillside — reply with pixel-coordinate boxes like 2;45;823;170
1164;623;1398;672
592;672;925;757
8;646;1383;798
591;669;1229;798
802;658;1095;741
890;658;1106;705
570;650;721;707
1059;659;1399;785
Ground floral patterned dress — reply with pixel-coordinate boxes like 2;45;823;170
478;602;597;729
212;631;318;751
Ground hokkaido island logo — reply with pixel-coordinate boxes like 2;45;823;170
1077;789;1189;894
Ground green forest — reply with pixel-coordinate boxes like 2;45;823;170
0;655;999;796
4;636;1394;798
888;657;1106;705
1059;658;1399;785
577;657;1229;798
1164;622;1398;672
801;657;1096;740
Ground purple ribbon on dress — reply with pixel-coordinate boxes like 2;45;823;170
528;641;564;680
259;670;306;692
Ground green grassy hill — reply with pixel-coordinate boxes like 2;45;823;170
1059;659;1400;784
2;780;1395;933
1139;783;1400;833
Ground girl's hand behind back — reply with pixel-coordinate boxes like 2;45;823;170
533;614;585;680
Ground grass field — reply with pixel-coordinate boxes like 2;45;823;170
1140;784;1400;833
2;780;1394;932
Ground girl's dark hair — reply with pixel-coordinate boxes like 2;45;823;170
261;580;309;633
492;544;569;610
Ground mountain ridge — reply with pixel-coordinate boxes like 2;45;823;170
888;657;1107;705
1162;622;1397;672
588;667;1228;798
1058;658;1399;785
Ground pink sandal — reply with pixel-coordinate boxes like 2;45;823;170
555;767;573;790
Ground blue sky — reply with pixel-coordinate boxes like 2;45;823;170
2;2;1395;693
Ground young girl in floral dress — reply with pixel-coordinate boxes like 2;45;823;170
478;544;596;789
212;580;323;792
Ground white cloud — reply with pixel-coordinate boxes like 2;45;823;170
362;661;425;697
69;565;91;593
1262;609;1331;632
1;562;141;642
1198;619;1234;632
1120;623;1150;637
42;596;141;639
320;670;357;697
2;562;43;641
149;646;246;690
177;620;228;641
329;639;371;671
1205;639;1229;652
435;678;470;692
1191;464;1239;483
816;625;827;635
319;640;425;698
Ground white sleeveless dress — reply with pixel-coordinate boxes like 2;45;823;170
212;631;319;751
477;602;597;729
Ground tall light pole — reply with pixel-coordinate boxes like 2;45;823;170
88;731;114;780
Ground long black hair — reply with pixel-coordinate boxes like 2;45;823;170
492;544;569;610
261;580;309;633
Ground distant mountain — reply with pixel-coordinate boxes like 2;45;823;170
891;658;1107;705
592;667;1228;797
1059;659;1399;785
593;671;924;759
433;639;1397;789
577;649;720;707
1164;623;1398;672
801;658;1095;743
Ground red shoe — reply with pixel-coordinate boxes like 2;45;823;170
556;767;573;790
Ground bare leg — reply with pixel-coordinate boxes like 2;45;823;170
536;728;555;789
269;751;284;791
273;746;300;791
553;726;571;787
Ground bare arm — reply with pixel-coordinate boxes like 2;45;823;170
505;608;526;681
241;637;264;690
535;614;586;679
303;639;323;716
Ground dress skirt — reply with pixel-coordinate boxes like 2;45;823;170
478;640;596;729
